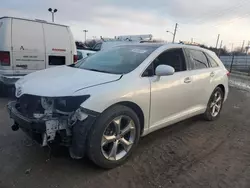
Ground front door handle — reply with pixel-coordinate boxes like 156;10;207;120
184;77;191;83
210;72;215;77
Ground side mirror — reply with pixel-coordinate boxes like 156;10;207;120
155;65;175;76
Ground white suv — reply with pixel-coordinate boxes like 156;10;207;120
8;44;229;168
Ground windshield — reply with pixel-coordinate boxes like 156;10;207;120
74;45;157;74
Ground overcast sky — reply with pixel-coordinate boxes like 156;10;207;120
1;0;250;49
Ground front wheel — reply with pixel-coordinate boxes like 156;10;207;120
204;87;224;121
87;105;141;169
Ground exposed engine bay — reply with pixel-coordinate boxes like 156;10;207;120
8;94;90;147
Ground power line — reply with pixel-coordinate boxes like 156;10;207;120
179;0;249;25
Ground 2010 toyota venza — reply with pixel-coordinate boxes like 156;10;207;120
8;44;229;168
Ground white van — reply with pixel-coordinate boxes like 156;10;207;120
0;17;77;94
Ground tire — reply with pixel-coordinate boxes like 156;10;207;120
87;105;141;169
204;87;224;121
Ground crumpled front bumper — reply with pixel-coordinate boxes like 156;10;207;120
7;101;68;146
7;101;46;132
7;101;100;159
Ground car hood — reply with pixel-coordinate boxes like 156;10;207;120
15;66;122;97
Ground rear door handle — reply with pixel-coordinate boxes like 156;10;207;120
210;72;215;77
184;77;191;83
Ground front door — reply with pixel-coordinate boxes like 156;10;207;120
149;48;195;130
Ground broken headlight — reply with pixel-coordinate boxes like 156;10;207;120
41;97;54;110
54;95;90;113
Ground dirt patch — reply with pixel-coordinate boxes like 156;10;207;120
1;88;250;188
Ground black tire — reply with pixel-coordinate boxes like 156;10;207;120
87;105;141;169
204;87;224;121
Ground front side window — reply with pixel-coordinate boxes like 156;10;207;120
143;48;187;76
74;45;157;74
154;48;187;72
187;49;209;70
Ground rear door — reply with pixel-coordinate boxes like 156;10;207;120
184;48;212;107
204;52;225;92
12;19;45;75
43;24;71;67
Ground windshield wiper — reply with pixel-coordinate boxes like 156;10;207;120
86;68;112;73
68;64;76;67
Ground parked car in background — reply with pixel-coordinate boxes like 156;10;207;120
0;16;77;96
8;43;229;169
89;34;154;52
77;49;96;61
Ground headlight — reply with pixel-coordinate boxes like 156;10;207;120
54;95;90;112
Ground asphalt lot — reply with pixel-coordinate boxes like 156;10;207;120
1;86;250;188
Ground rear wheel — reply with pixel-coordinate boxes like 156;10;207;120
87;105;140;169
204;87;224;121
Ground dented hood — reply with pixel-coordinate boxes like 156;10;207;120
15;66;121;97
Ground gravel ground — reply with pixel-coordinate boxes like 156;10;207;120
1;86;250;188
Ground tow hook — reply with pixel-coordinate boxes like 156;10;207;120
11;123;19;131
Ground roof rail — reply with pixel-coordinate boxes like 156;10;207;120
34;19;48;23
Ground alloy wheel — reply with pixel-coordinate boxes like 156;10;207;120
210;91;223;117
101;115;136;161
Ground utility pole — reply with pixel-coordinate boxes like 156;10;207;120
215;34;220;49
218;40;223;57
83;30;88;41
230;43;234;53
219;40;223;49
247;41;250;54
241;40;245;52
48;8;57;22
172;23;178;43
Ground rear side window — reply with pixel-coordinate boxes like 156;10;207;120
49;56;65;65
186;49;209;70
206;53;219;67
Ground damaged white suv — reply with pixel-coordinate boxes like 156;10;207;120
8;44;229;168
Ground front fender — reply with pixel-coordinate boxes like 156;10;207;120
75;75;151;131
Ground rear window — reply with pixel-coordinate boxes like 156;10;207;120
49;56;65;65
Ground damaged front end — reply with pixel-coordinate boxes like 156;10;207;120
7;94;98;159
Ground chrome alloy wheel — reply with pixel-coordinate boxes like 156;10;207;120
101;115;136;161
210;90;223;117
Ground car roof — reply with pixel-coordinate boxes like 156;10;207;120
121;43;201;49
119;43;215;54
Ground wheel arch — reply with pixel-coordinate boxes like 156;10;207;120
216;84;225;97
107;101;145;135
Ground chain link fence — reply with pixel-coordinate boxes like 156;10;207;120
220;55;250;76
